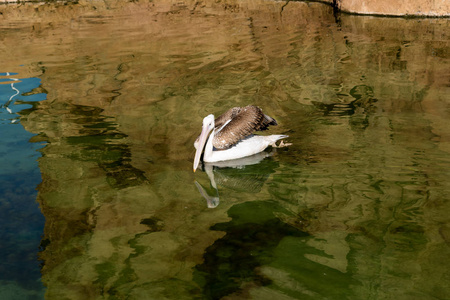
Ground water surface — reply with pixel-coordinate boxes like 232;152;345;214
1;0;449;299
0;72;46;299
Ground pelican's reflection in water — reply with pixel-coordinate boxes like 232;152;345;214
194;151;279;208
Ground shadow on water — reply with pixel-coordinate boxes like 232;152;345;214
61;103;147;189
194;200;360;300
194;201;307;299
312;84;378;118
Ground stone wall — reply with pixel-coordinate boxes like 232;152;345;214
324;0;449;16
0;0;449;16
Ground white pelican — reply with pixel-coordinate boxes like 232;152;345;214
193;105;290;172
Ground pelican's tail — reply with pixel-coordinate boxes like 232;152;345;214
269;134;288;142
268;135;291;148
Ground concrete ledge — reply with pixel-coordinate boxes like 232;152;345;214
0;0;449;17
324;0;450;17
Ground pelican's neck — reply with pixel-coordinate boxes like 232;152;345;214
204;128;215;160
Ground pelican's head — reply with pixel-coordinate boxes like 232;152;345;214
193;114;215;172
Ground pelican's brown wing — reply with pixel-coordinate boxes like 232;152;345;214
213;105;278;149
214;106;241;129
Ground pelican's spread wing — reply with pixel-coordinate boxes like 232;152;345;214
213;105;277;149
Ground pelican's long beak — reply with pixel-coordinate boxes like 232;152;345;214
193;125;212;172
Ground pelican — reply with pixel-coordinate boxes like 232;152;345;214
193;105;290;172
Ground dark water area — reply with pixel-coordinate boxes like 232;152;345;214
0;0;449;299
0;73;46;299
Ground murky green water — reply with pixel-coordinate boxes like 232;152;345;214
1;0;449;299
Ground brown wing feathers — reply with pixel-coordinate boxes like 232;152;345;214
214;107;241;130
213;105;278;150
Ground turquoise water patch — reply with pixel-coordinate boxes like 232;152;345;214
0;71;46;299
